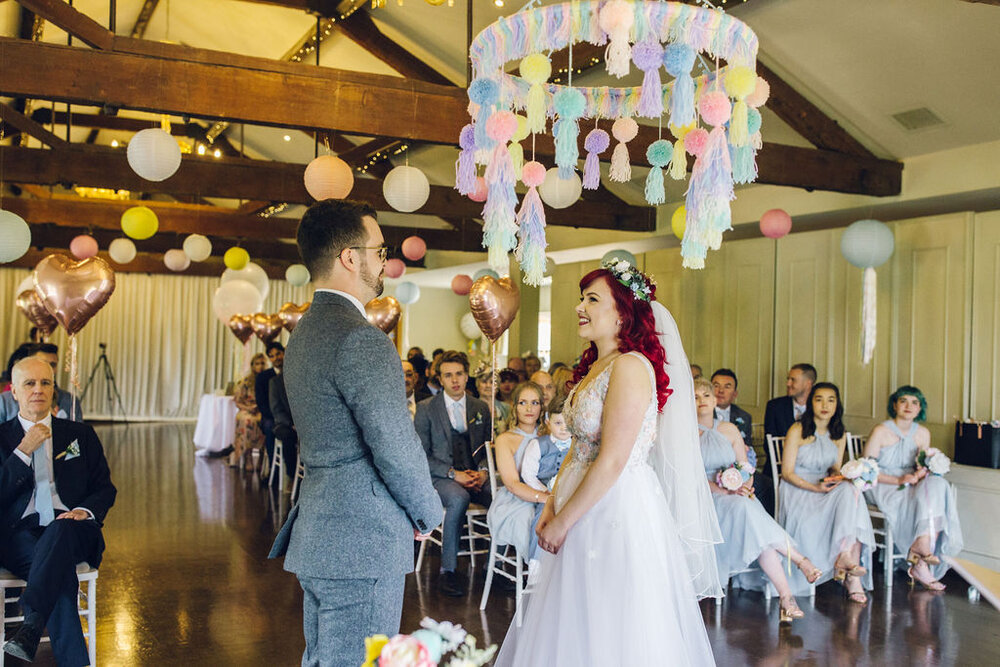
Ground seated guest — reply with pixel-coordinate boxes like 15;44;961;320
550;366;575;404
507;356;527;382
473;365;509;434
0;357;116;664
691;363;703;379
486;382;546;575
407;346;424;361
256;342;284;484
712;368;773;515
695;378;819;623
497;369;518;404
780;383;875;603
764;363;816;441
402;360;431;419
268;371;298;484
523;354;541;378
414;350;492;597
1;345;84;423
529;370;556;407
864;386;963;590
409;354;430;395
425;355;443;396
548;361;567;374
232;353;267;469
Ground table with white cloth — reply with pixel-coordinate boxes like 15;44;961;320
193;394;238;456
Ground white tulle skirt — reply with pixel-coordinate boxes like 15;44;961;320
494;458;716;666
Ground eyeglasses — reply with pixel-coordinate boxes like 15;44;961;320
346;245;388;262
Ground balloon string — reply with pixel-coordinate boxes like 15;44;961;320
69;335;79;418
490;339;498;438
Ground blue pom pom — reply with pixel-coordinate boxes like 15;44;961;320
662;44;696;77
747;107;763;135
553;88;586;119
646;139;674;168
468;78;499;106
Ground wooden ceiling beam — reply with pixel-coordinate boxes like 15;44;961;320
16;0;114;50
0;103;66;148
334;10;453;86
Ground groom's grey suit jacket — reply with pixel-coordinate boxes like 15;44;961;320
269;291;443;579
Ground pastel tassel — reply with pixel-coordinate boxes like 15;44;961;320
455;124;477;195
668;122;695;181
598;0;635;78
609;117;639;183
520;54;552;135
683;91;734;267
553;88;586;178
644;139;673;206
861;267;877;364
481;111;520;272
509;142;525;181
632;40;665;118
582;128;610;190
515;161;549;287
663;44;696;127
468;78;499;158
730;143;757;185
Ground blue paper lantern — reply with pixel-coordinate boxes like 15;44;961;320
601;249;637;267
395;281;421;305
473;268;500;281
840;219;894;269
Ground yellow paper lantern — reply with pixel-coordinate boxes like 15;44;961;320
224;247;250;271
121;206;159;240
671;205;686;240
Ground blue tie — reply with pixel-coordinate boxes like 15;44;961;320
32;444;55;526
451;403;467;434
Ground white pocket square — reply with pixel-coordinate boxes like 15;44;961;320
58;439;81;461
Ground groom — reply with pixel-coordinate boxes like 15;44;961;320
269;199;443;667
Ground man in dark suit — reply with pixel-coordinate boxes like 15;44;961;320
764;363;817;442
256;342;284;484
414;350;492;597
402;360;430;420
1;357;116;665
711;368;774;516
268;372;298;483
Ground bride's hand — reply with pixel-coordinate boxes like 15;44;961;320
538;517;569;555
535;498;555;537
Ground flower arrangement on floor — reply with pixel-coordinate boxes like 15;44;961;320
716;460;754;492
829;457;880;492
362;618;497;667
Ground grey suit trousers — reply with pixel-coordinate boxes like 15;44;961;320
298;574;405;667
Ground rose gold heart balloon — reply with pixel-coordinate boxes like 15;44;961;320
365;296;401;334
15;290;59;337
278;301;310;332
469;275;520;342
33;254;116;336
251;312;284;343
227;314;254;344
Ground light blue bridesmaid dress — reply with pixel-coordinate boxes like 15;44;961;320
487;428;542;559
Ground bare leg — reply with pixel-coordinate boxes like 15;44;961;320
759;549;804;622
773;543;821;583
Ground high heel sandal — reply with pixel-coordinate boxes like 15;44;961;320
779;595;805;623
906;549;941;567
842;573;869;605
833;554;868;582
796;557;822;584
907;564;946;591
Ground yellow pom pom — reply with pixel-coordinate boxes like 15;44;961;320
668;122;697;140
724;66;757;100
512;115;530;142
520;53;552;85
224;247;250;271
671;205;686;239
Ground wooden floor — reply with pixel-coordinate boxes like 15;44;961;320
10;423;1000;666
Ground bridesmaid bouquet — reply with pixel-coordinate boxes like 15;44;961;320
716;461;754;491
833;457;880;492
917;447;952;476
363;618;496;667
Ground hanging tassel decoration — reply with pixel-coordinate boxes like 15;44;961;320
861;267;877;365
553;88;587;178
609;117;639;183
520;54;552;135
510;115;530;181
598;0;635;78
455;124;477;195
668;122;696;180
515;161;549;287
582;128;610;190
731;107;762;184
644;139;673;205
663;44;697;127
724;66;757;147
633;40;665;118
468;78;500;161
683;91;734;267
482;111;521;272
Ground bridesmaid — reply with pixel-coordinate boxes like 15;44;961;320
695;378;821;623
780;383;875;603
864;386;963;590
232;352;267;469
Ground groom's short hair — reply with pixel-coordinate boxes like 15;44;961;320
297;199;377;279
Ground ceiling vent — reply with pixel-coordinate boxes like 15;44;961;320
891;107;945;131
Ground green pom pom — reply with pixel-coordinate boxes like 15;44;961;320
646;139;674;168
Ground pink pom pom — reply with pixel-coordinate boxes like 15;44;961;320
685;128;709;157
522;161;547;187
468;177;488;202
746;76;770;109
699;91;731;127
598;0;634;32
612;117;639;143
486;111;519;143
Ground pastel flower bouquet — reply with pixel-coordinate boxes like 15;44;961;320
363;618;496;667
917;447;951;476
828;457;880;492
715;461;754;492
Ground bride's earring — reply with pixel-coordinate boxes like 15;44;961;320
616;319;622;327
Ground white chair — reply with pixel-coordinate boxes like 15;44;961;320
765;434;816;599
290;459;305;504
846;432;905;588
0;563;97;667
268;439;286;492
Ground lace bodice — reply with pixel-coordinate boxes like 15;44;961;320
793;432;838;483
877;420;919;476
563;352;658;468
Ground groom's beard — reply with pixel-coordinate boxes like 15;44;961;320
360;254;384;299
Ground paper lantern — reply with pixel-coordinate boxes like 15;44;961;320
601;249;637;266
0;210;31;263
671;205;686;240
538;168;582;209
451;274;473;295
304;155;354;201
212;279;263;324
760;209;792;239
468;177;488;203
222;261;269;301
224;247;250;271
126;128;181;182
460;312;481;339
285;263;310;286
183;234;212;262
163;248;190;272
108;238;137;264
69;235;99;260
120;206;159;240
401;236;427;261
473;268;500;281
383;165;430;213
395;281;421;305
384;258;406;279
15;275;35;296
841;219;894;268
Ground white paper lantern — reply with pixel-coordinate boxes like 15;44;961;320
212;279;263;323
164;248;191;272
460;312;481;339
108;238;137;264
183;234;212;262
222;261;270;301
601;249;637;267
285;263;311;286
304;155;354;200
0;210;31;263
395;281;421;305
383;165;430;213
126;128;182;182
841;219;894;269
538;168;582;209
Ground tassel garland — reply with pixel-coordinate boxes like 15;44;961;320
515;161;549;287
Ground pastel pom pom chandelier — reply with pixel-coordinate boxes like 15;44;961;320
461;0;766;276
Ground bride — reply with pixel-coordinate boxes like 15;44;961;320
495;260;722;666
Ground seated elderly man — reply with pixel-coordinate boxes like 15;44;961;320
1;357;116;665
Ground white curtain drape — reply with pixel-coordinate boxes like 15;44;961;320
1;267;313;420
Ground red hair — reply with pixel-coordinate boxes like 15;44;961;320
573;269;672;410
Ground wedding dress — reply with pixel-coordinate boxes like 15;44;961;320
494;350;716;666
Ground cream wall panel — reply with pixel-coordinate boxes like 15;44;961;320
403;286;470;356
970;211;1000;421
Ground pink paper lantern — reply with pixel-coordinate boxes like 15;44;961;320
468;177;488;202
303;155;354;201
760;209;792;239
384;258;406;279
70;234;99;259
451;274;473;295
401;236;426;261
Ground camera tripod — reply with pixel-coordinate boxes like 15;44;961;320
81;343;127;421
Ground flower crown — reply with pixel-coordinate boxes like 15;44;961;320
601;259;654;302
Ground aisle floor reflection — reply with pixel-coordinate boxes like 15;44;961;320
12;423;998;665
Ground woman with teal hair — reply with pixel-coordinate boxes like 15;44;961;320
864;386;963;590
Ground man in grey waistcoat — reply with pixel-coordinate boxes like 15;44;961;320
268;199;443;667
